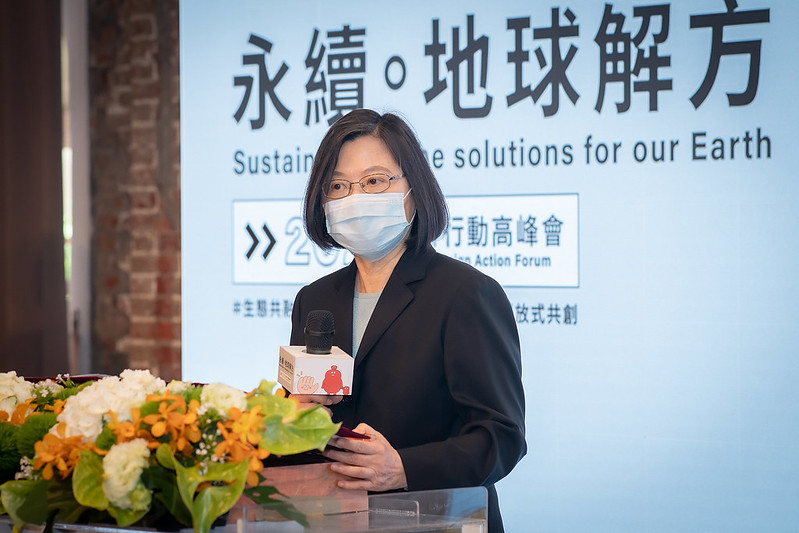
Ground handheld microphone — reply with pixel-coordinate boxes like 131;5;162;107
278;310;352;395
304;310;335;354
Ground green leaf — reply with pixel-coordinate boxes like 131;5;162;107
16;412;57;458
139;400;160;418
72;449;108;510
246;381;294;418
246;380;339;455
107;483;150;527
1;476;86;526
54;384;81;401
156;443;176;470
46;479;87;524
173;456;248;533
184;384;202;404
109;505;147;527
0;423;21;481
260;406;340;455
0;479;49;526
145;463;192;526
243;480;309;527
94;425;117;451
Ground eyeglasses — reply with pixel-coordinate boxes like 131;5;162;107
323;173;405;199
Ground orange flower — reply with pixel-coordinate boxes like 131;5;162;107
33;422;91;480
214;406;269;487
229;405;265;446
174;399;202;452
214;421;250;463
246;446;270;486
141;393;201;453
44;398;67;415
107;408;157;448
7;399;34;424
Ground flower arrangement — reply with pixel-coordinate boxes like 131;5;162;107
0;370;340;532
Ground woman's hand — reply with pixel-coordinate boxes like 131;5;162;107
323;423;408;492
288;393;342;412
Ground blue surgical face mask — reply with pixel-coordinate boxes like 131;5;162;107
324;190;414;262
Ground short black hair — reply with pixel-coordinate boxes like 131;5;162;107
303;109;448;253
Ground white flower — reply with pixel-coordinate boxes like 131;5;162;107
200;382;246;415
15;457;35;480
57;369;166;442
33;379;64;398
102;438;150;510
166;380;191;395
0;371;34;414
119;369;166;395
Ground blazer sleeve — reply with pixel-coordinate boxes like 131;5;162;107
397;273;527;490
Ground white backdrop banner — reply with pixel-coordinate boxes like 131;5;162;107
180;2;799;531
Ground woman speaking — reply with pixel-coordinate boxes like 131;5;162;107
289;109;526;532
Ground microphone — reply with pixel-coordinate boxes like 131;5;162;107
304;310;335;354
278;310;352;395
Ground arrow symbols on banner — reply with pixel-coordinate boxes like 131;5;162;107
245;223;276;260
261;224;276;259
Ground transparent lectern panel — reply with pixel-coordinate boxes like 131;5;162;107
237;486;488;533
0;487;487;533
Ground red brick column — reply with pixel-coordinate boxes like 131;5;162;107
89;0;181;380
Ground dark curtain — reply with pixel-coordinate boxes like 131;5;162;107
0;1;69;375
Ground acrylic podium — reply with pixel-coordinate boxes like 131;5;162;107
0;486;487;533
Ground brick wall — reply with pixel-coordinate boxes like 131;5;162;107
89;0;181;380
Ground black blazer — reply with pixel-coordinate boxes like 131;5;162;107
290;245;526;532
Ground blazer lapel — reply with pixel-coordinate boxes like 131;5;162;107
330;261;357;357
354;246;433;366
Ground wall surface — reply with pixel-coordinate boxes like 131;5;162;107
0;1;68;374
89;0;181;379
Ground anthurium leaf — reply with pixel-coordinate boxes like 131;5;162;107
47;478;88;523
260;406;340;455
243;482;309;527
72;449;108;510
0;479;49;526
156;443;176;470
189;469;247;533
108;504;147;528
246;382;294;418
145;463;192;526
1;477;86;527
107;483;150;527
248;380;279;397
173;458;248;533
172;458;203;511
